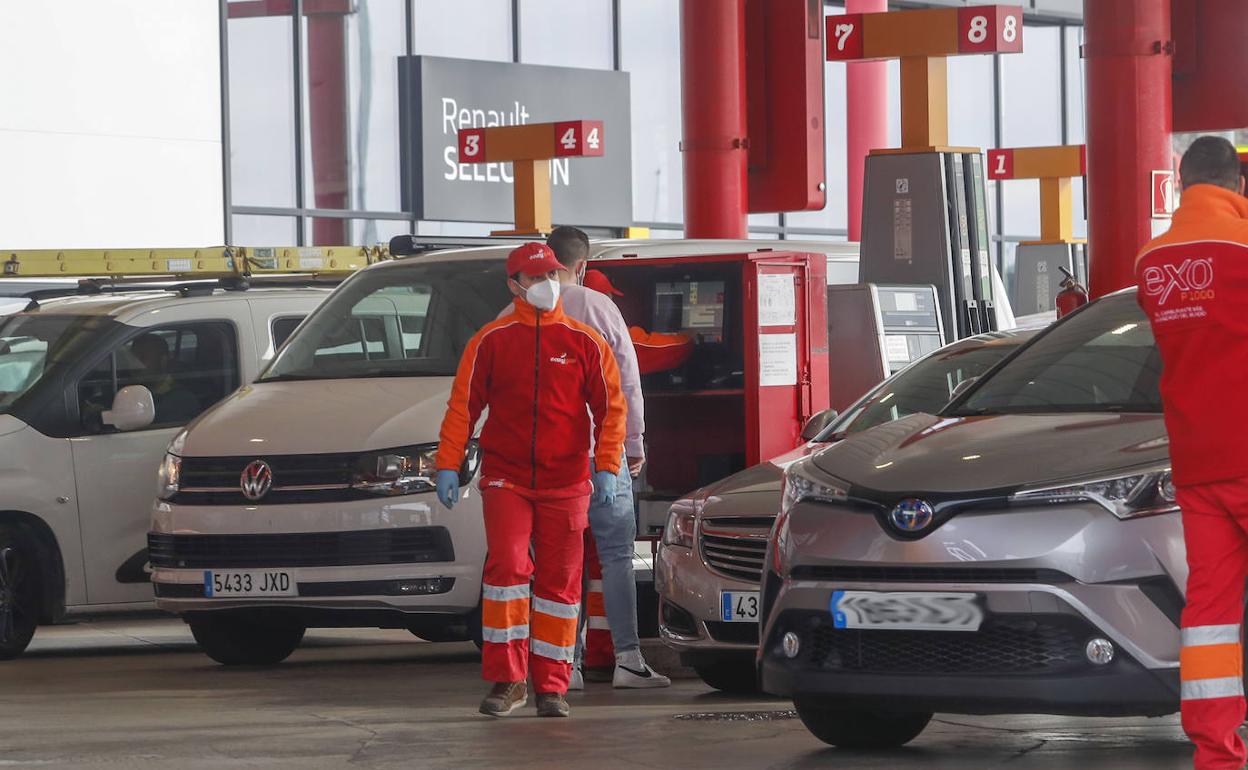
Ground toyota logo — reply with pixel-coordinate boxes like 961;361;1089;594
240;460;273;501
889;498;935;533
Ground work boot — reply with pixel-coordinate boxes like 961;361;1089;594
536;692;571;718
479;681;527;717
568;667;584;691
613;649;672;689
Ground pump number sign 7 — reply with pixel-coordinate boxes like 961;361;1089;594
554;120;605;158
825;14;864;61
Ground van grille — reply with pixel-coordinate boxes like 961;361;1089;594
148;527;454;569
174;453;362;505
699;516;773;584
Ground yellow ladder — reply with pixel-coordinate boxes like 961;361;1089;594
1;245;393;280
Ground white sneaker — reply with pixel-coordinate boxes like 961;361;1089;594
568;667;584;691
612;652;671;689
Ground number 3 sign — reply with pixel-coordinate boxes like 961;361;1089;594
957;6;1023;54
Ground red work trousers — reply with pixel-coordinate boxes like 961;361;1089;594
1177;479;1248;770
582;533;615;668
480;479;589;694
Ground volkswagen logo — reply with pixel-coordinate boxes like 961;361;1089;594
240;460;273;501
889;498;935;533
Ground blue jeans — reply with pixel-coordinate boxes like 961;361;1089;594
575;456;638;665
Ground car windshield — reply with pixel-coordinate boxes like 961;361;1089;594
259;259;512;381
818;336;1023;440
952;294;1160;415
0;314;111;414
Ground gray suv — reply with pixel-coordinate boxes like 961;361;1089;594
761;289;1185;749
657;329;1035;693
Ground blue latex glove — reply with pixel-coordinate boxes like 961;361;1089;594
592;469;617;507
435;469;460;510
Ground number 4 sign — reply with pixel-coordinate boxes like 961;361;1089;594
554;120;605;158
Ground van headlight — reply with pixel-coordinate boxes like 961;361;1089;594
780;461;849;516
351;441;480;496
662;499;700;549
156;430;187;501
1011;467;1178;520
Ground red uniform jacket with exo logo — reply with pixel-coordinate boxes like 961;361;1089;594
436;296;627;490
1136;184;1248;486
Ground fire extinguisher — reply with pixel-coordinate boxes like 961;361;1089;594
1055;265;1089;319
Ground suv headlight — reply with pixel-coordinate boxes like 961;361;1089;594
780;461;848;516
351;441;481;497
662;498;701;549
156;430;187;501
1011;467;1178;520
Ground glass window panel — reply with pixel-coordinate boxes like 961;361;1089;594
413;0;512;62
1000;25;1062;237
519;0;613;70
305;217;351;245
417;220;499;237
298;1;405;224
1064;25;1086;144
887;59;901;149
227;14;297;207
947;55;996;151
620;0;683;225
749;213;779;227
232;214;298;246
353;218;412;246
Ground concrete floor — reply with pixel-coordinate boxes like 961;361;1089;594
0;618;1209;769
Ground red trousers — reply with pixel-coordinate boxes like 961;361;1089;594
480;479;589;694
582;533;615;668
1178;479;1248;770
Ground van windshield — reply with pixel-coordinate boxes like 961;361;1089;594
259;259;512;382
951;294;1161;415
0;314;110;414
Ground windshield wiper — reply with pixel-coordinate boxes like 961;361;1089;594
255;373;344;383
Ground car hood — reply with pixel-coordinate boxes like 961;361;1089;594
0;415;27;439
697;442;829;519
811;411;1170;495
181;377;454;457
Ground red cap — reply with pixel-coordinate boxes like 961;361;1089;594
583;269;623;296
506;242;564;277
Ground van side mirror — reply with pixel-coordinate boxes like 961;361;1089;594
800;408;839;442
950;377;979;401
102;385;156;432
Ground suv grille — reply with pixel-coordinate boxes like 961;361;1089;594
148;527;454;569
174;453;364;505
801;614;1088;675
699;516;773;584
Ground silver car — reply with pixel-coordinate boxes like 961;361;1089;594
655;329;1035;693
760;289;1184;749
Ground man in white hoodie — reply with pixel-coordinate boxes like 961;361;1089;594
502;226;670;689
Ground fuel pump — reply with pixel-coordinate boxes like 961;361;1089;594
827;4;1023;340
986;144;1088;317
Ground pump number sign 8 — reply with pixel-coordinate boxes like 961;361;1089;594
957;6;1024;54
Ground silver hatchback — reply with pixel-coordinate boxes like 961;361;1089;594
656;329;1034;692
760;290;1185;749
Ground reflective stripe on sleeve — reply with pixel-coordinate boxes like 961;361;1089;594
1182;624;1240;647
533;596;580;620
1180;642;1242;682
1181;676;1244;701
530;638;576;662
482;624;530;644
482;582;531;602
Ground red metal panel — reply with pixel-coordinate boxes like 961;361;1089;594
745;0;826;213
681;0;748;238
845;0;887;243
307;12;349;245
1172;0;1248;132
1084;0;1173;298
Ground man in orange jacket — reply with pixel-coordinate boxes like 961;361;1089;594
434;242;627;719
582;269;694;375
1136;135;1248;770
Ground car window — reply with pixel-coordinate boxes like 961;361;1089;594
77;322;240;433
0;314;113;416
262;260;509;381
954;295;1160;415
270;316;306;351
827;339;1022;438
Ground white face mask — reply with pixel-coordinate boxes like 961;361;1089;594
524;277;560;311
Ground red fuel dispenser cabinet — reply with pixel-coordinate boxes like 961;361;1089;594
589;246;828;516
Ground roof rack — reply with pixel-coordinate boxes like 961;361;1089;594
1;245;392;280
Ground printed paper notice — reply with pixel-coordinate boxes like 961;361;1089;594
884;335;911;363
759;333;797;387
758;274;796;327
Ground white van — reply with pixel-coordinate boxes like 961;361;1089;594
150;240;860;665
0;285;330;658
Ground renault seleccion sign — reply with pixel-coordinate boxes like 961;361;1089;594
399;56;633;227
